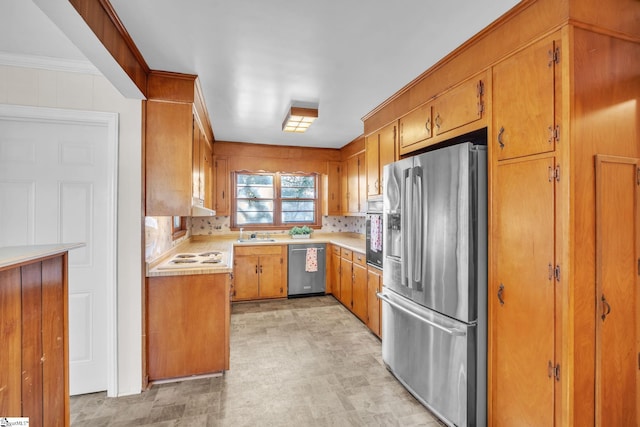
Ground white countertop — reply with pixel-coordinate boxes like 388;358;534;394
0;243;85;270
146;232;366;277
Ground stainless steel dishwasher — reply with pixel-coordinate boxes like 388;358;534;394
287;243;326;297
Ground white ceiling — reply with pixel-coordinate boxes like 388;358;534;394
2;0;521;149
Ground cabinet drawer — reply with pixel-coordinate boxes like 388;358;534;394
331;245;341;256
235;245;283;256
341;248;353;260
353;251;366;267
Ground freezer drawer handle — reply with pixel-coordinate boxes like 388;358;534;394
377;292;467;337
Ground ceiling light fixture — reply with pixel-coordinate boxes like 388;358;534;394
282;106;318;133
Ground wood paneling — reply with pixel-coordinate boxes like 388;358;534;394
0;268;22;417
69;0;149;95
147;71;197;103
22;262;44;427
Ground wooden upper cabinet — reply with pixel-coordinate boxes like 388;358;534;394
432;71;486;138
214;156;229;216
145;100;194;216
326;161;342;215
344;152;366;214
399;103;432;152
367;122;396;197
493;36;558;161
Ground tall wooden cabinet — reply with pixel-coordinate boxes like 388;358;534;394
362;1;640;424
1;249;72;427
366;122;396;197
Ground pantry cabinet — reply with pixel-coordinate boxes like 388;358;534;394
366;122;396;197
233;245;287;301
147;273;230;380
367;265;382;338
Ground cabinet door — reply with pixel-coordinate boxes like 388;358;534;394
432;72;486;137
492;156;556;426
192;120;201;200
145;101;193;216
202;137;213;209
233;255;260;301
399;103;432;150
493;37;557;161
331;252;342;299
366;134;380;197
352;261;368;322
378;123;396;195
357;152;367;213
258;253;285;298
347;155;360;214
595;155;640;427
339;258;353;307
367;266;382;338
214;157;229;216
340;160;349;215
327;161;342;215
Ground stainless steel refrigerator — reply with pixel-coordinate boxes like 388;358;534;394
379;141;487;427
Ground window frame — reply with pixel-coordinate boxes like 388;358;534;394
231;171;321;230
171;216;187;240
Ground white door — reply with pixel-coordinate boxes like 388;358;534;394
0;105;117;396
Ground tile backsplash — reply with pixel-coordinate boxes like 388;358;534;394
191;216;366;236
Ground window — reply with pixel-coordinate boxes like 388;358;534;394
171;216;187;240
233;172;320;228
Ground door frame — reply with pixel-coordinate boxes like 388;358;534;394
0;103;119;397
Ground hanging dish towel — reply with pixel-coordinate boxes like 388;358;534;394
371;215;383;252
305;247;318;272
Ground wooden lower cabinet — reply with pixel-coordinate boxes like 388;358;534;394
147;273;231;381
329;245;341;299
352;252;368;323
232;245;287;301
339;252;353;308
367;265;382;338
0;253;69;427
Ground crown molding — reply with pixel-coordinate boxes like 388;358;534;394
0;51;100;75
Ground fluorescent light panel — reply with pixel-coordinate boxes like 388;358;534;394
282;106;318;133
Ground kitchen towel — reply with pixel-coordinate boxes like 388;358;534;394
305;247;318;272
371;215;383;252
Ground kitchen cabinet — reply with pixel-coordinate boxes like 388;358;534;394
214;156;229;216
367;265;382;338
338;248;353;308
492;155;557;426
145;72;215;216
431;71;486;139
366;122;396;197
594;155;640;427
325;161;342;215
329;244;341;299
493;37;556;161
399;103;432;153
1;251;71;426
233;245;287;301
147;273;230;380
344;152;366;215
351;251;368;323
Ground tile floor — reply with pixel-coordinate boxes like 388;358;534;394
70;296;443;426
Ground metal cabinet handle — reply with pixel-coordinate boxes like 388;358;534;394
255;265;258;274
425;117;431;133
377;292;466;336
498;284;505;306
435;113;442;129
498;126;505;149
601;294;611;321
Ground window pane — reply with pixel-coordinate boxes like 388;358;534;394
237;200;274;212
237;186;274;198
282;201;315;212
238;211;274;225
281;175;314;188
281;188;315;198
282;211;315;223
237;174;273;186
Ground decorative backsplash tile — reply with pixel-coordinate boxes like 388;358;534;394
191;215;366;236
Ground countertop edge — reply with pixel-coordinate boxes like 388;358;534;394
0;243;86;270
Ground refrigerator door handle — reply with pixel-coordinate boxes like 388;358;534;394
413;167;423;287
402;167;412;286
377;292;467;337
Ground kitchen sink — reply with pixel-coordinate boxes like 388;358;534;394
237;238;277;243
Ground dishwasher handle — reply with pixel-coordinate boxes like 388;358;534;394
289;247;325;253
377;292;467;337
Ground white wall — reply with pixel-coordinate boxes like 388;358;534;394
0;64;143;396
